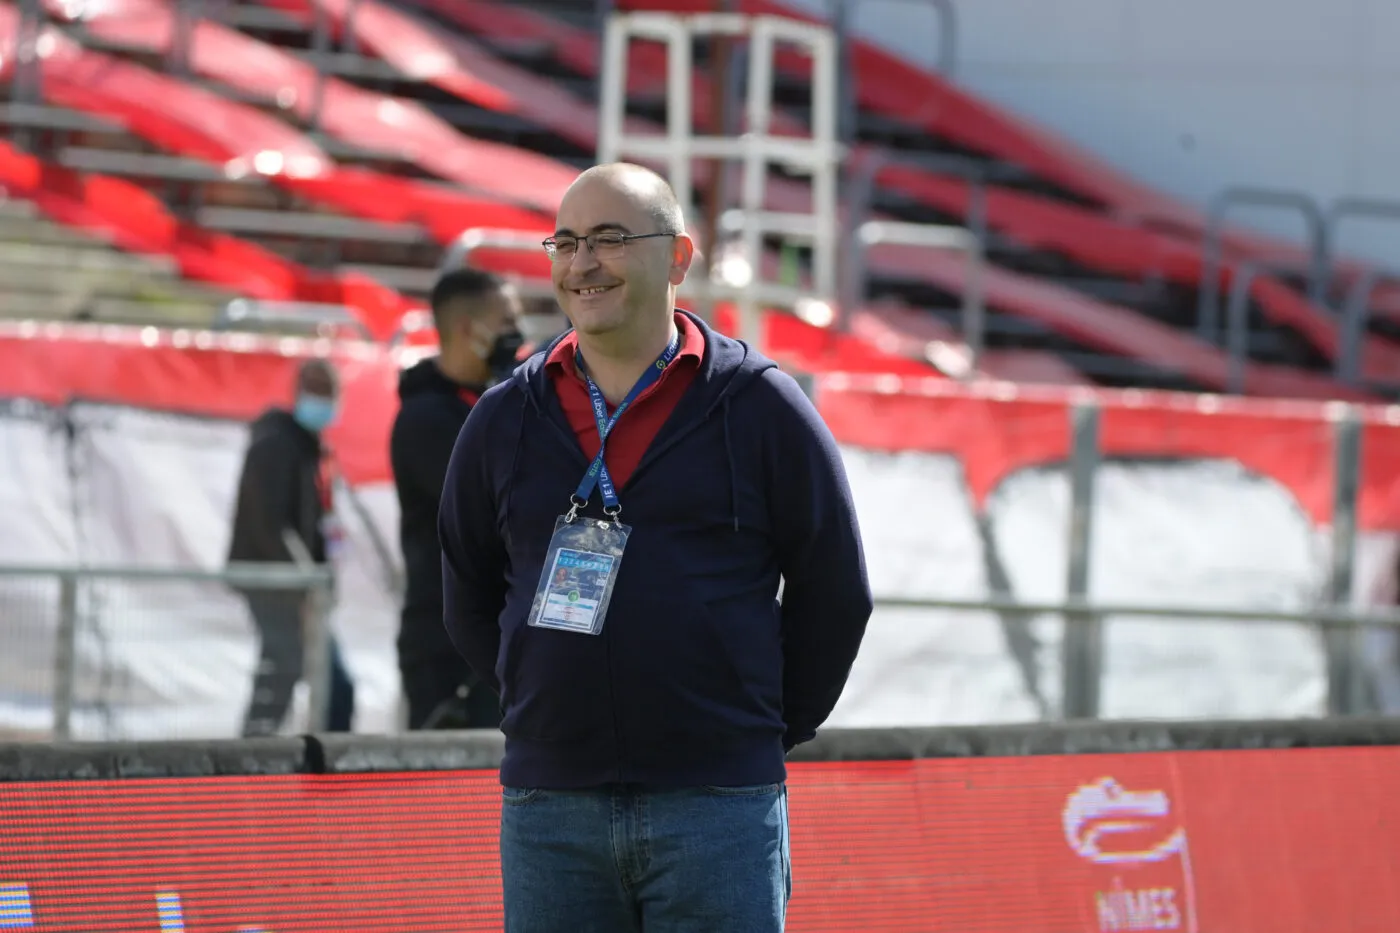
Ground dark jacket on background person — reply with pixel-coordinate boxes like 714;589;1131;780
227;408;326;570
391;358;485;670
438;312;873;791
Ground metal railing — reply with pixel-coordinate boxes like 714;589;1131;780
1196;187;1330;345
1337;267;1391;386
1217;258;1317;395
597;11;844;345
1322;198;1400;302
848;219;985;370
830;0;958;145
0;561;335;741
215;299;374;341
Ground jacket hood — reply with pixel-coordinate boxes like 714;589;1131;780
249;406;321;453
250;406;298;440
510;310;778;416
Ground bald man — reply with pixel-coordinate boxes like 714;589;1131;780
439;163;872;932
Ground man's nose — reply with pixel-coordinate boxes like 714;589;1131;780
568;241;601;273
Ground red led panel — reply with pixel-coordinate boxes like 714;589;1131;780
4;748;1400;930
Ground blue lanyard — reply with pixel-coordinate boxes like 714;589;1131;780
572;331;681;515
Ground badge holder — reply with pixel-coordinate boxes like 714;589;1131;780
525;328;677;636
526;497;630;636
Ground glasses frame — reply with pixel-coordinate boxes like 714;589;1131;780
542;231;676;262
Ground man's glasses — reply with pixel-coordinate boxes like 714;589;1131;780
542;232;675;262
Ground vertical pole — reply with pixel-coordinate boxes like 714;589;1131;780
307;1;332;136
52;574;79;741
595;0;616;104
666;22;695;225
11;0;44;148
596;16;628;164
962;229;986;375
1225;262;1256;395
344;0;363;55
1326;404;1363;714
1060;400;1102;719
303;580;333;732
1337;269;1377;386
698;0;739;327
839;152;881;332
167;0;206;76
738;20;774;348
829;0;857;149
809;23;840;303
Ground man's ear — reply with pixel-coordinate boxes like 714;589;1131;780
669;234;696;286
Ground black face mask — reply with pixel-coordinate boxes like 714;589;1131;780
487;330;525;383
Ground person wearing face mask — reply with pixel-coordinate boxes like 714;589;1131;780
227;357;357;737
391;267;523;730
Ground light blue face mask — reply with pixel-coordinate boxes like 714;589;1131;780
293;394;338;433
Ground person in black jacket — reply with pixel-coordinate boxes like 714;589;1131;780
391;268;524;729
227;358;356;736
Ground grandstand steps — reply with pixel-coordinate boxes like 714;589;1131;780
15;1;1377;395
0;264;231;325
0;193;235;324
0;240;177;279
24;19;457;297
31;127;442;291
760;71;1338;384
0;213;118;249
364;3;1208;390
210;0;596;165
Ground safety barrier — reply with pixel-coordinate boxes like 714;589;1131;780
4;718;1400;930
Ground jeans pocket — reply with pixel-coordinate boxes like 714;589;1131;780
501;786;544;805
701;782;782;797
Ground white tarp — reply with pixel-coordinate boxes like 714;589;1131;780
1;402;1397;740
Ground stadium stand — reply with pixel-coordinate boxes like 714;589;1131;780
1;0;1396;397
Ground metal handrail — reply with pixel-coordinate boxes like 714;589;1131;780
437;227;556;300
389;309;435;348
9;0;47;140
852;218;986;373
842;147;996;333
438;227;548;275
1337;266;1392;386
1196;187;1329;342
165;0;204;77
1322;198;1400;302
0;560;332;586
1;559;335;739
871;594;1400;629
1219;258;1315;395
831;0;957;144
215;299;374;341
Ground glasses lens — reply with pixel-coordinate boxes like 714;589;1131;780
546;237;578;261
591;234;627;258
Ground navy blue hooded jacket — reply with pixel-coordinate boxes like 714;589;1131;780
438;312;872;789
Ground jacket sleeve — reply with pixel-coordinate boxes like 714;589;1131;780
762;369;873;751
234;433;299;562
437;394;509;695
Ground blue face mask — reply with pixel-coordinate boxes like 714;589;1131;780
293;394;338;433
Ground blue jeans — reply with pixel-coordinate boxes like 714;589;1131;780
500;782;791;933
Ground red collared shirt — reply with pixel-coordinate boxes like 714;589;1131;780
545;312;704;492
